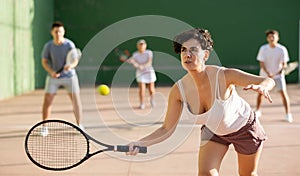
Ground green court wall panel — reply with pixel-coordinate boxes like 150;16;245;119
32;0;54;89
14;29;34;95
1;0;298;100
0;0;13;25
0;25;15;100
12;0;35;95
0;0;14;100
14;0;35;95
0;0;54;100
53;0;300;85
14;0;34;29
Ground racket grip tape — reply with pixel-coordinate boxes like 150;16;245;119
116;145;147;153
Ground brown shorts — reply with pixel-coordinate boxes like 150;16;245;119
201;112;267;155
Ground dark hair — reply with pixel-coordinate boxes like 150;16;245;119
52;21;64;29
265;29;279;37
173;28;214;53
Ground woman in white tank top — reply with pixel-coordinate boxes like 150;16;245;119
127;28;275;176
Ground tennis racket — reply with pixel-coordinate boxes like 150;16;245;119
284;61;298;75
24;120;147;171
114;48;142;69
114;48;131;62
56;48;82;73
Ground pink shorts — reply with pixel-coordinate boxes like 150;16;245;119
201;112;267;155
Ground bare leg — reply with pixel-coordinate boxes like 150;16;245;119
279;90;290;114
68;93;82;125
148;82;156;106
198;141;229;176
42;93;55;121
148;82;155;98
237;145;263;176
138;82;146;106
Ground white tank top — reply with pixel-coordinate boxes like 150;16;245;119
177;68;251;135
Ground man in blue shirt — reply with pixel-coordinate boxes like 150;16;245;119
41;21;83;134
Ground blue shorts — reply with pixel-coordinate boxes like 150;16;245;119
45;75;80;94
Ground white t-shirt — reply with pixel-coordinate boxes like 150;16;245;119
257;43;289;79
132;50;153;64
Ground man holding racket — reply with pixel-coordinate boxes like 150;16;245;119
41;21;83;134
128;28;275;176
254;29;293;122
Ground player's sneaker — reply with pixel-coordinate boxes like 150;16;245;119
40;126;48;137
139;104;145;110
254;110;262;118
78;124;86;132
285;113;293;123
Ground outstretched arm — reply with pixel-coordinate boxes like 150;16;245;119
225;68;275;103
127;84;183;155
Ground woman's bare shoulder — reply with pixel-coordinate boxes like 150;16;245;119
170;74;190;101
169;82;182;102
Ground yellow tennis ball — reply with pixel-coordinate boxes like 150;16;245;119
97;84;110;95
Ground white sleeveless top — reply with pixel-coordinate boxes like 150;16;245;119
177;68;251;135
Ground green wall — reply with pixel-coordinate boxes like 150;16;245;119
0;0;53;100
53;0;300;85
0;0;35;100
0;0;299;100
0;0;14;99
32;0;54;88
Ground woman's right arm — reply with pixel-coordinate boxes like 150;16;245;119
127;84;183;154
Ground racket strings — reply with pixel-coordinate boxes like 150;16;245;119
27;122;88;169
66;48;81;66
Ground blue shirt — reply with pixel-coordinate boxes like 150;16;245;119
42;38;76;78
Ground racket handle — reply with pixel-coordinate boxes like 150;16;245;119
116;145;147;153
56;67;64;73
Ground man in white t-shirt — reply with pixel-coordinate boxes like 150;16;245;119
255;29;293;122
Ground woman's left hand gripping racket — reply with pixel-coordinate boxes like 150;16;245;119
24;120;147;171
